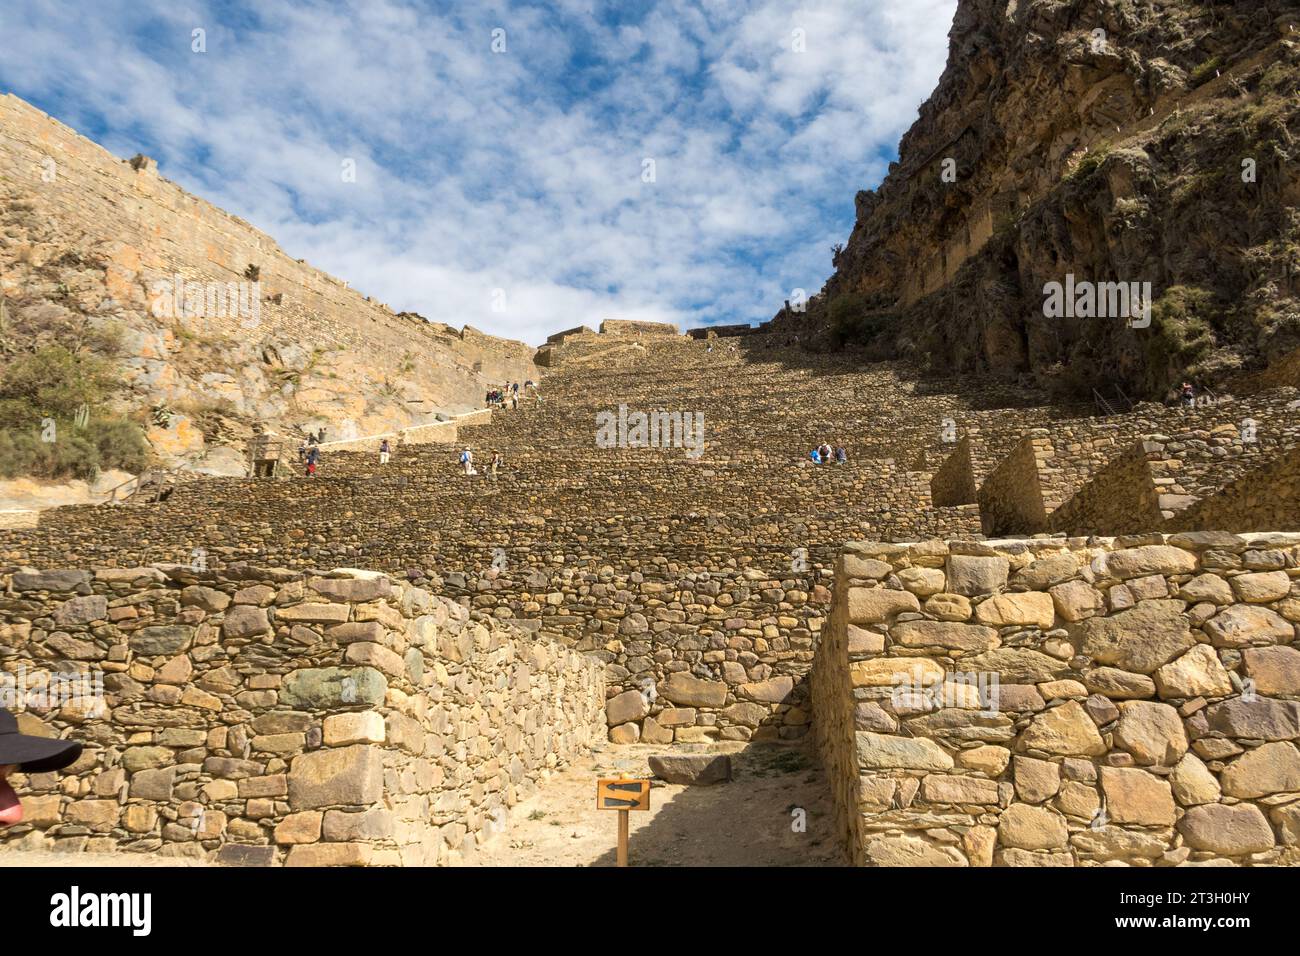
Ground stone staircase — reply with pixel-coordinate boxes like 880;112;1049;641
2;328;1298;745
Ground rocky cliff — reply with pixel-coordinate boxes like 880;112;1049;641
770;0;1300;401
0;94;537;478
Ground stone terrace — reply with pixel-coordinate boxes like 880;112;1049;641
2;325;1300;865
3;328;1300;749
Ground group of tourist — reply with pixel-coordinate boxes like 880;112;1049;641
488;381;537;410
459;448;504;480
487;380;540;411
297;437;322;476
808;443;847;465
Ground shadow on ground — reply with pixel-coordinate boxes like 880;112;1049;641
468;740;846;868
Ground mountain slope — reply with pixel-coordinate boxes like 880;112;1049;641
0;94;536;477
769;0;1300;401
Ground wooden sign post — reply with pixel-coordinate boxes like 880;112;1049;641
596;777;650;867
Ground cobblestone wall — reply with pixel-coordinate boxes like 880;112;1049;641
0;564;604;865
1047;440;1164;535
815;534;1300;866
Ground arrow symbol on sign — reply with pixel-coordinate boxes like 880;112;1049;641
603;796;641;808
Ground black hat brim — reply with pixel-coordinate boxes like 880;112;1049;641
0;735;82;773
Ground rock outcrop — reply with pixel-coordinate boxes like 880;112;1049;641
0;95;537;474
770;0;1300;400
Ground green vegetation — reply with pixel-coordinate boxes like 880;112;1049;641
1189;56;1222;88
1142;286;1218;395
1067;144;1111;183
0;321;150;481
827;292;893;347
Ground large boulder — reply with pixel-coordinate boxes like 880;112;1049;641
946;555;1009;597
974;592;1055;629
605;690;648;726
281;667;387;709
1203;605;1294;647
648;753;732;785
856;731;953;771
847;587;920;623
1219;742;1300;798
287;745;384;810
1153;645;1233;699
1206;698;1300;741
891;620;999;652
1112;701;1189;766
997;803;1068;850
1242;646;1300;696
1103;546;1196;579
864;834;967;866
1018;701;1107;757
1070;600;1194;674
659;673;727;708
1178;804;1275;856
1099;767;1176;826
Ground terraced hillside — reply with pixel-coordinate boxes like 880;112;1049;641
3;323;1298;747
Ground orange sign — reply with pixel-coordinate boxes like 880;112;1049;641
596;778;650;812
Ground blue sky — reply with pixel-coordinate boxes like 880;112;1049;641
1;0;957;344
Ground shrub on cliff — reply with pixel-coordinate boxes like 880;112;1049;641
1142;286;1217;396
0;344;151;480
828;292;893;348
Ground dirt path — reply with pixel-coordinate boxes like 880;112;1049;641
0;742;844;868
464;741;846;867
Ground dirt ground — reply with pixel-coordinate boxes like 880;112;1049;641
464;740;846;867
0;741;844;868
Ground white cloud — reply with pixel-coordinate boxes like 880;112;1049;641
0;0;956;344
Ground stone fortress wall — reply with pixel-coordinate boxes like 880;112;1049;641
0;564;604;864
814;534;1300;866
946;389;1300;536
0;94;536;437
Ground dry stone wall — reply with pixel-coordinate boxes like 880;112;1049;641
1046;440;1165;536
0;564;604;865
2;334;1296;755
977;433;1051;535
814;534;1300;866
954;389;1300;537
930;436;977;507
1170;446;1300;534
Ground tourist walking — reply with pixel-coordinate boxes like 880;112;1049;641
305;443;320;477
490;451;502;481
460;448;475;475
379;439;390;465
